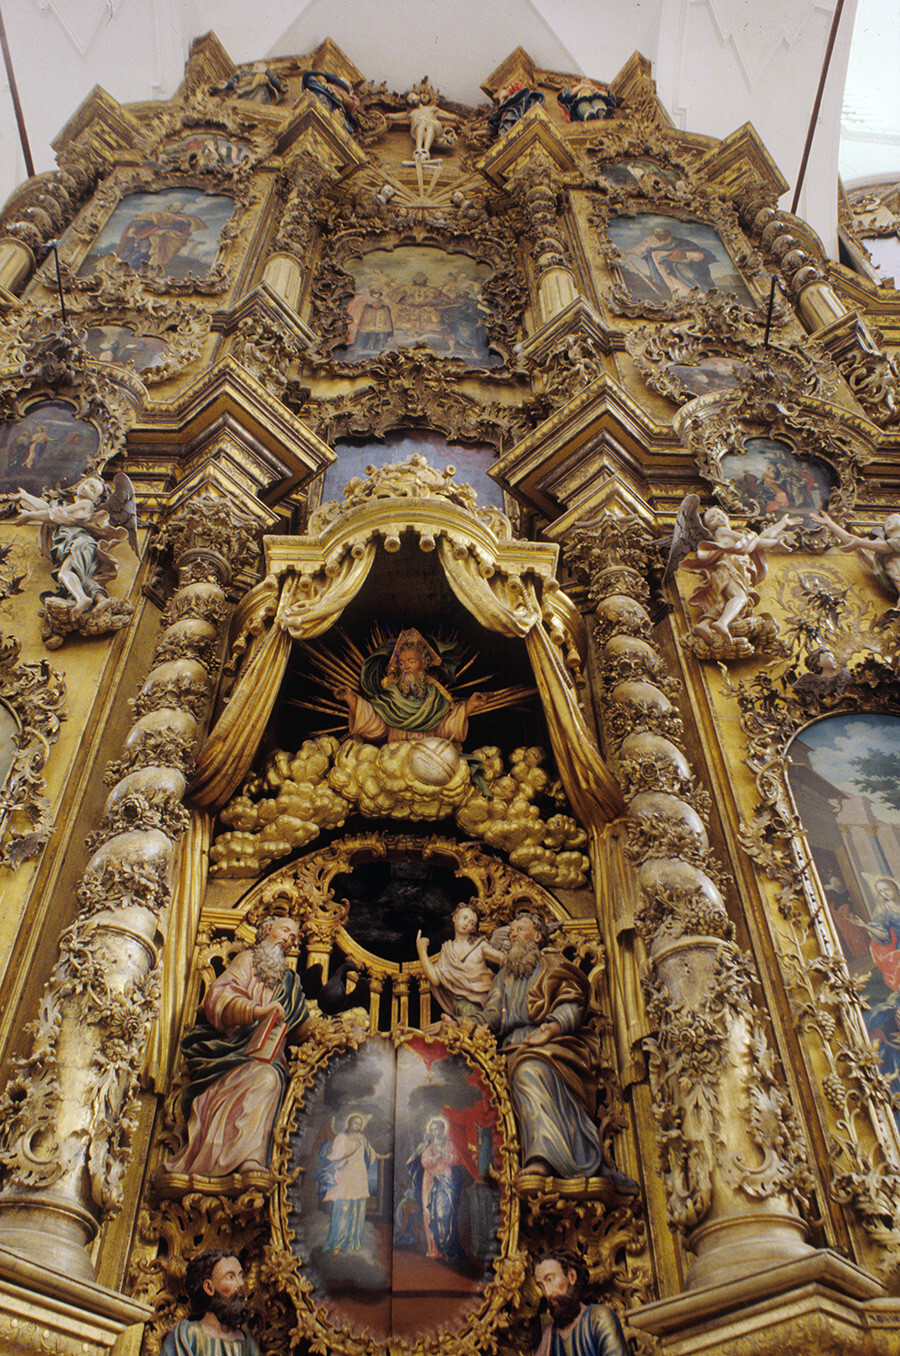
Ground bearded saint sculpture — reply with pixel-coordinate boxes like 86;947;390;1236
163;915;309;1179
333;628;486;744
472;912;638;1193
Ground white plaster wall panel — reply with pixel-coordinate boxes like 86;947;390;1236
653;0;856;256
527;0;665;86
30;0;130;61
2;0;184;198
267;0;584;107
839;0;900;182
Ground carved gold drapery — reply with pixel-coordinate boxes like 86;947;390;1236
190;548;377;807
191;475;623;823
141;809;212;1091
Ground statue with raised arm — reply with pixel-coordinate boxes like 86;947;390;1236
814;509;900;598
15;472;139;648
533;1250;630;1356
332;628;486;746
416;902;505;1019
385;89;460;159
663;497;799;660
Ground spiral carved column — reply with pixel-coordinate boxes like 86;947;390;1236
569;516;815;1292
0;496;257;1282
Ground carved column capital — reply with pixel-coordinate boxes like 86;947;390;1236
509;158;570;268
573;513;655;582
158;494;260;585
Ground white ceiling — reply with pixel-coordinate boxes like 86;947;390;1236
0;0;891;260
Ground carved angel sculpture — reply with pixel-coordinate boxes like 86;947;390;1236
663;496;799;659
814;509;900;598
15;472;140;648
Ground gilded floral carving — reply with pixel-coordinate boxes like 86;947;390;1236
0;633;66;868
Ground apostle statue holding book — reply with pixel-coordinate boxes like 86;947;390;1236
163;915;308;1179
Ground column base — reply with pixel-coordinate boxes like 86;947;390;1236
627;1248;884;1355
684;1207;813;1290
0;1242;151;1356
0;1194;99;1284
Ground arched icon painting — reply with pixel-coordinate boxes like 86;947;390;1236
721;437;835;515
156;132;252;170
610;213;755;306
340;246;499;365
0;400;100;496
78;187;235;280
669;356;746;399
598;158;682;190
287;1034;502;1340
788;713;900;1127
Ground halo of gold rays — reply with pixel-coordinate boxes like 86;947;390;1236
289;625;536;734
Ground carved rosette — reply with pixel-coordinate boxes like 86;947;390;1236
0;495;258;1282
568;516;815;1291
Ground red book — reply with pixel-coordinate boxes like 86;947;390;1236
246;1010;285;1062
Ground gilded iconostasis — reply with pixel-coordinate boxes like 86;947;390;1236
0;27;898;1356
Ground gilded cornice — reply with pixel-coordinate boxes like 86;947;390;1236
490;372;673;521
125;357;334;509
265;481;558;583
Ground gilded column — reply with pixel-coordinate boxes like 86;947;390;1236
0;495;257;1282
0;150;101;296
569;516;815;1291
509;156;579;323
262;151;330;312
734;189;900;427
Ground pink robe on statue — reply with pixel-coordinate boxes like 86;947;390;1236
165;952;290;1177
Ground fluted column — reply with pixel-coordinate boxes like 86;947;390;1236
0;496;257;1282
569;517;814;1291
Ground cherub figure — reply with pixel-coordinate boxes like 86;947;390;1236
663;495;799;659
790;645;851;704
15;472;139;647
814;509;900;598
416;902;505;1019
